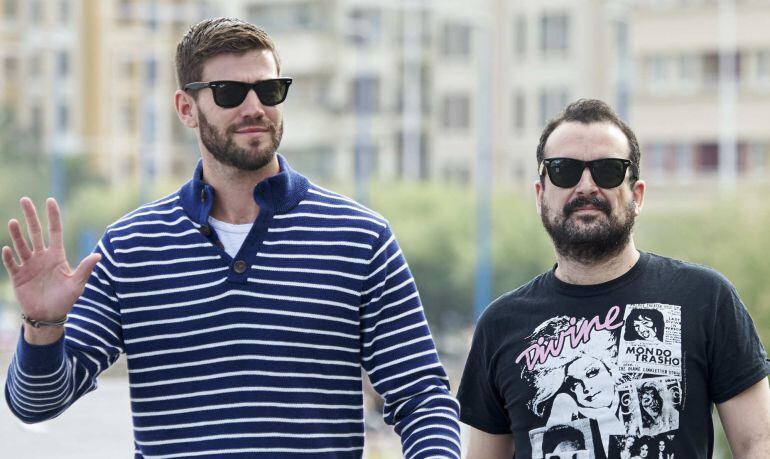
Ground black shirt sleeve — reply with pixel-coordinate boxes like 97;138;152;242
707;278;770;404
457;309;512;434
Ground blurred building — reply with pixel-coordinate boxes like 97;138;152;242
228;0;620;187
0;0;767;189
0;0;623;189
495;0;620;184
0;0;85;172
630;0;770;185
84;0;221;187
0;0;215;187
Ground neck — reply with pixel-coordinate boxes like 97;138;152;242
200;153;280;224
554;240;640;285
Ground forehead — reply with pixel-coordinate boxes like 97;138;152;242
566;356;601;374
201;49;278;81
544;121;630;160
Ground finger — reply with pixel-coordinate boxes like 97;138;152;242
1;246;20;276
72;253;102;286
20;197;46;251
47;198;64;250
8;218;32;261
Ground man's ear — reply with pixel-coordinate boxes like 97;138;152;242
631;179;646;216
534;179;543;216
174;90;198;129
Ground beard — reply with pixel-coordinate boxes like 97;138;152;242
540;194;636;264
199;110;283;171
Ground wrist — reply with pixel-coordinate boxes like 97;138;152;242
21;313;68;328
23;324;65;346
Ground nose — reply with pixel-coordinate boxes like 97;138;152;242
573;166;599;195
238;88;266;118
574;381;588;394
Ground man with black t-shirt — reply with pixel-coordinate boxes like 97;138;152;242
457;99;770;458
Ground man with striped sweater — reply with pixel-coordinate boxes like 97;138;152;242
2;17;460;458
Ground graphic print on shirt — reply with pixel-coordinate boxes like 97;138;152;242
514;304;682;459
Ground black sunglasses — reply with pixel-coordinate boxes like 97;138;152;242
539;157;632;189
184;78;292;108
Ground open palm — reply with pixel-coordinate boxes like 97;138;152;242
1;198;101;323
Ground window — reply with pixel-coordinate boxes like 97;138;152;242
646;143;667;177
4;56;18;81
4;0;18;19
674;144;695;180
395;130;428;180
539;13;570;55
247;2;324;32
145;58;157;86
538;88;569;126
287;76;324;107
57;51;69;78
513;91;526;131
352;75;380;114
117;0;132;24
440;93;470;130
348;8;382;46
676;54;697;90
30;104;42;138
121;59;136;78
288;146;336;181
142;106;156;143
172;110;193;143
702;52;719;86
746;143;767;175
315;77;333;109
442;163;470;183
696;143;719;173
395;63;431;116
441;22;472;58
702;52;742;87
57;101;69;133
757;50;770;86
28;0;42;23
354;140;378;178
59;0;70;24
122;100;137;132
28;54;42;79
648;55;670;92
146;0;159;31
514;15;527;58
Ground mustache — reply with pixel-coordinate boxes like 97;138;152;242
227;119;274;134
563;196;611;216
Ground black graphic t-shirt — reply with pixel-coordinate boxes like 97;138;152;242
458;252;770;459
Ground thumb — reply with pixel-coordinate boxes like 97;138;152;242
73;253;102;286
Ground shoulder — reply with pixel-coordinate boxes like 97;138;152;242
477;272;549;327
302;183;388;222
285;182;390;237
644;252;736;292
102;191;190;244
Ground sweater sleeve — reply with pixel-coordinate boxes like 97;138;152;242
359;225;461;459
5;236;124;423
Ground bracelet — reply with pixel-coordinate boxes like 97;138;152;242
21;313;68;328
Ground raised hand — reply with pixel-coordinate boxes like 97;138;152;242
1;197;101;344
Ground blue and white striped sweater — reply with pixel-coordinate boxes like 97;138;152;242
5;156;461;459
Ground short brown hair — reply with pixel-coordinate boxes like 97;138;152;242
536;99;641;186
175;17;280;89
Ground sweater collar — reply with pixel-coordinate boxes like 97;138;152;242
179;154;310;226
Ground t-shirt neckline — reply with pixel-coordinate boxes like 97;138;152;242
546;251;651;297
207;215;253;235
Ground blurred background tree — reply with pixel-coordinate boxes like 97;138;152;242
0;114;50;252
